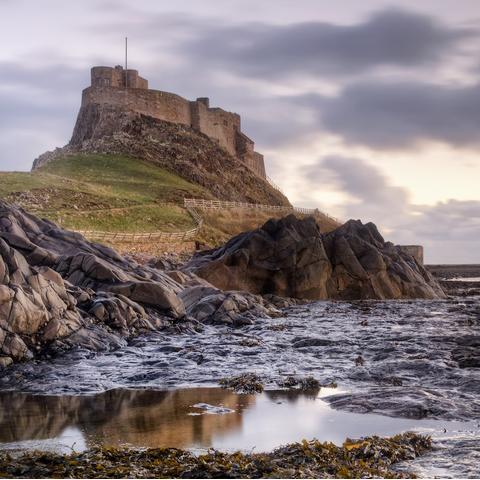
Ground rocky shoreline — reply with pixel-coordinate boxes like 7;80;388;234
428;264;480;297
1;202;479;477
0;201;444;367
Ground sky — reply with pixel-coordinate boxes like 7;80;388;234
1;0;479;263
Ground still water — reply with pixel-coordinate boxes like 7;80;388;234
0;387;469;454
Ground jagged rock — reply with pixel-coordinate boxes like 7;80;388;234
323;220;445;299
0;201;288;366
186;215;445;300
179;285;278;326
0;200;191;364
0;356;12;368
186;215;332;299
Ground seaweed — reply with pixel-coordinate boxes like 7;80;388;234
277;375;321;392
219;373;264;393
0;433;432;478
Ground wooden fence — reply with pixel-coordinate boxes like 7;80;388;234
74;198;340;244
75;206;203;243
183;198;340;223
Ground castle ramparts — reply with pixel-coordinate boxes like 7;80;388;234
78;66;266;178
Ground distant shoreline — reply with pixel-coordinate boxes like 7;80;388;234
427;264;480;279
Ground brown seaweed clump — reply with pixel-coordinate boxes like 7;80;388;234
0;433;431;478
277;375;321;391
219;373;264;393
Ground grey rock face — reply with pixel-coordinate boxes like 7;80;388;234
0;202;183;364
186;215;445;300
0;201;281;366
32;105;290;207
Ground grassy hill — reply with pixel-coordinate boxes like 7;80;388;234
1;154;211;234
1;153;340;254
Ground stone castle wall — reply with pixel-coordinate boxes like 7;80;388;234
91;65;148;89
81;87;192;126
398;245;424;265
79;66;266;178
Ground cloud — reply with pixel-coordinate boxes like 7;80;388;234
402;200;480;241
179;8;476;78
0;62;85;170
301;155;480;262
0;61;87;92
302;155;410;223
304;155;409;206
311;80;480;149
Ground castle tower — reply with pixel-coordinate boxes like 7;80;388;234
90;66;148;89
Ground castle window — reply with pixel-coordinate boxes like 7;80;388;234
223;120;228;126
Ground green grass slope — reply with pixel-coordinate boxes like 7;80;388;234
0;154;212;233
1;153;340;254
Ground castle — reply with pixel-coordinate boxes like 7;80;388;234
78;65;266;178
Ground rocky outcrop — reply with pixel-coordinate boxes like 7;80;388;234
324;220;444;299
0;200;184;364
32;105;290;207
0;201;276;366
0;202;445;367
185;215;445;300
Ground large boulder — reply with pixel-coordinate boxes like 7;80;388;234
323;220;444;299
0;200;188;364
186;215;445;300
0;201;288;366
186;215;332;299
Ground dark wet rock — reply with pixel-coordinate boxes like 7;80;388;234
0;200;187;363
262;294;302;309
180;285;280;326
326;387;480;421
186;215;445;300
0;201;290;365
292;337;336;348
452;336;480;368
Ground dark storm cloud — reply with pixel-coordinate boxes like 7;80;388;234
179;9;475;77
230;79;480;151
111;8;478;150
312;81;480;149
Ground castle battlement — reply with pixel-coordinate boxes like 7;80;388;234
78;66;266;178
91;65;148;89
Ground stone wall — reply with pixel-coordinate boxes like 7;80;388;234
250;152;266;178
399;245;424;265
91;66;148;89
78;66;267;178
81;87;192;126
190;101;240;156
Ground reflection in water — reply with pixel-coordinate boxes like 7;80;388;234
0;388;253;450
0;388;472;454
